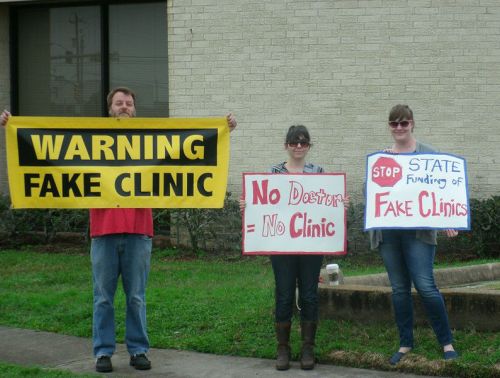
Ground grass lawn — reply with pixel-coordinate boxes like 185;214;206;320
0;248;499;378
0;362;96;377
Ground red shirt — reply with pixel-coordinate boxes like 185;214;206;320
89;208;154;238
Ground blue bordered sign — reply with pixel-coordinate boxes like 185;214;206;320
364;152;470;230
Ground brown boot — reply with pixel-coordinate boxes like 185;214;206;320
275;322;291;370
300;321;317;370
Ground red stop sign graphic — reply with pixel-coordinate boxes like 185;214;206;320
371;157;403;187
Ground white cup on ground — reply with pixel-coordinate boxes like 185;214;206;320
326;264;340;286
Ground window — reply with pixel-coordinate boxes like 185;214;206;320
13;1;168;117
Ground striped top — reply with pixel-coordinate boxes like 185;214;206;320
270;161;324;174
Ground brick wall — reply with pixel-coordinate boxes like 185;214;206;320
0;5;9;195
166;0;500;201
0;1;499;201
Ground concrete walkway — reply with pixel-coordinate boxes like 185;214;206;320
0;326;442;378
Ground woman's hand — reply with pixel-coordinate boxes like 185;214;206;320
443;229;458;238
239;198;246;213
343;194;351;210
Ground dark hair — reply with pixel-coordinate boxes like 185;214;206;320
285;125;311;144
107;87;136;110
388;104;413;122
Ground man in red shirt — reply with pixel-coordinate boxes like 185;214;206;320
90;87;154;373
91;87;237;373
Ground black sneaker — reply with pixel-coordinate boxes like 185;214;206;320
130;353;151;370
95;355;112;373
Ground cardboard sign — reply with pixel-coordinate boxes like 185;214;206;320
242;173;347;255
365;152;470;230
5;116;229;209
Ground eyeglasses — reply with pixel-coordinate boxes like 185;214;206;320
389;120;411;128
287;141;310;148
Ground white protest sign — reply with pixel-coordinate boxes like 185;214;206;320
364;152;470;230
242;173;347;255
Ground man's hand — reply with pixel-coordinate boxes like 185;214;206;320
1;110;11;127
226;113;237;132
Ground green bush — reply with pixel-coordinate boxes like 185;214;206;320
0;193;498;259
346;201;369;254
448;196;500;258
168;192;242;254
0;194;88;243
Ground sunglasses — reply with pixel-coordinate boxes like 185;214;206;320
287;141;310;148
389;120;411;128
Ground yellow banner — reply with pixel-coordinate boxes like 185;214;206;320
6;116;229;209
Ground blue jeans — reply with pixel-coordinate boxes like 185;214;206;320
379;230;453;348
270;255;323;322
91;234;152;357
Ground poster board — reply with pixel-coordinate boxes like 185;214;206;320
242;173;347;255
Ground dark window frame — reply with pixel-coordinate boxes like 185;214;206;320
9;0;168;117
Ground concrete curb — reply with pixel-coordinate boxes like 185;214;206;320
327;262;500;287
319;263;500;331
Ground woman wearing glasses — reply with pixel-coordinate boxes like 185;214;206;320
241;125;346;370
372;104;458;365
